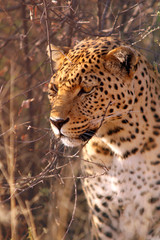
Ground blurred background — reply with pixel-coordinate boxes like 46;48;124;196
0;0;160;239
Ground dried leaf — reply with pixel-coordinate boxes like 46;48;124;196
21;98;34;109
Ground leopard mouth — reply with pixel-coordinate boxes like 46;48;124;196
60;129;97;146
79;129;97;141
50;119;97;146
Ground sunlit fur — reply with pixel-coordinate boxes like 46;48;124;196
48;37;160;240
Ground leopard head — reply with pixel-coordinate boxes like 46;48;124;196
47;38;139;146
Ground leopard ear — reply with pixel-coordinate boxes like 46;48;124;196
104;46;139;81
46;44;70;70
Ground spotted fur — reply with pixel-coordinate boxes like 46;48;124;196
47;37;160;240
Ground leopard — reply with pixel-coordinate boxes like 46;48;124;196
47;37;160;240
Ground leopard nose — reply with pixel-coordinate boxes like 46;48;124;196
50;116;69;130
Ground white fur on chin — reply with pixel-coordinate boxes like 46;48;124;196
61;136;82;147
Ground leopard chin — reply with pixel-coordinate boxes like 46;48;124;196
61;136;83;147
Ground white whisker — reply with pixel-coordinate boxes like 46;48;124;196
91;109;141;125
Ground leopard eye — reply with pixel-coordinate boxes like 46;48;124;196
78;86;95;96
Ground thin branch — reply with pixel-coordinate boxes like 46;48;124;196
62;160;77;240
21;0;35;151
0;4;21;13
132;26;160;45
43;0;54;75
67;0;78;46
101;0;111;31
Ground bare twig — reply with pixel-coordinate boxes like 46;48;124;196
62;159;77;240
21;0;35;151
67;0;78;46
43;0;54;75
25;200;39;240
0;4;21;12
9;61;17;240
101;0;111;31
132;26;160;45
